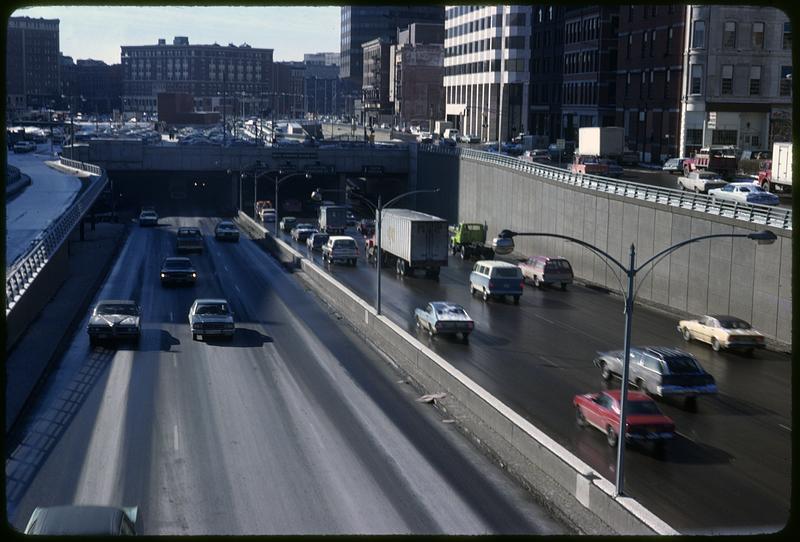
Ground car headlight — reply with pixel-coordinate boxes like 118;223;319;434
161;273;166;278
191;272;197;278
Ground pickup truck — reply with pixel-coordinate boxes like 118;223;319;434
677;171;727;193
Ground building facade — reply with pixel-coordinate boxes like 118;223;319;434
303;62;340;117
529;5;565;145
444;5;532;142
60;57;123;116
389;23;445;128
304;52;340;66
6;16;60;116
361;38;393;126
272;61;306;118
561;6;620;147
121;36;273;115
616;5;686;162
679;6;792;157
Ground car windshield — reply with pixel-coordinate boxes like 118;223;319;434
626;401;663;416
545;260;571;272
437;306;467;317
97;304;138;315
178;229;201;238
493;268;521;278
196;303;229;315
334;240;356;249
164;259;191;269
665;356;701;374
717;318;751;330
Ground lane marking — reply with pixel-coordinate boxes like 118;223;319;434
169;311;174;322
779;424;791;432
224;265;229;271
539;355;560;368
676;431;695;442
173;424;179;451
235;285;241;293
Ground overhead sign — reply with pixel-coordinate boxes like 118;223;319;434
273;150;318;160
556;138;565;150
362;165;384;175
305;164;335;175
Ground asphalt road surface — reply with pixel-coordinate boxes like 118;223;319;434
5;214;568;535
272;221;792;535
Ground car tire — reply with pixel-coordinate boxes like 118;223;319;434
482;289;489;302
462;333;470;344
685;396;698;411
744;348;755;357
635;378;647;393
427;324;434;337
763;181;772;193
606;426;619;447
89;336;97;347
682;327;692;341
533;275;541;288
192;333;198;341
470;285;476;296
575;407;587;428
711;337;721;352
513;295;520;305
415;316;421;329
560;283;568;291
600;362;613;381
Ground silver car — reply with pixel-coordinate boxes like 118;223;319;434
414;301;474;343
87;300;141;346
189;298;235;341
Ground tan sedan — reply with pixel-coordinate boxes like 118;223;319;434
678;315;765;354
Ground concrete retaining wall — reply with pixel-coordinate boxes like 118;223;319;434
416;152;792;348
236;211;677;535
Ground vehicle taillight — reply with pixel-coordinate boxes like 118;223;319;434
488;281;494;288
520;280;525;289
466;322;474;329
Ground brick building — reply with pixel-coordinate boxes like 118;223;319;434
390;23;445;128
6;16;60;116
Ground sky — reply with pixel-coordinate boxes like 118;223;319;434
12;5;341;64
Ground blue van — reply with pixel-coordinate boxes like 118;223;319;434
469;260;524;304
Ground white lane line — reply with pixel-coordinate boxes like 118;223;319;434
676;431;695;442
779;424;791;432
173;424;179;451
235;285;241;293
539;355;560;368
169;311;174;322
224;265;229;271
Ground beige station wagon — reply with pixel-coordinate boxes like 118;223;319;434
678;314;765;354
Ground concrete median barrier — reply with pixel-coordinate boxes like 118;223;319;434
236;210;677;535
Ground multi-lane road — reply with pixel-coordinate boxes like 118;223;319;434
5;212;568;535
270;220;792;534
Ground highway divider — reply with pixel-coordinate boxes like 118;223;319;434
236;211;678;535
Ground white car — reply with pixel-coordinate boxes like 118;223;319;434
138;210;158;226
189;298;235;341
708;182;780;206
260;208;277;222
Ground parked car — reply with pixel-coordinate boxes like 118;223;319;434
138;210;158;226
678;314;765;353
593;346;717;408
280;216;297;233
214;220;240;241
306;232;330;252
189;298;235;341
291;223;317;242
469;260;524;304
357;218;375;236
518;256;573;290
415;301;474;343
662;157;686;174
176;227;204;252
574;390;675;449
677;171;727;193
13;140;36;153
321;235;359;266
708;182;780;206
87;300;141;346
24;505;138;535
160;256;197;286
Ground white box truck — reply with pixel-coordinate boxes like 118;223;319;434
763;142;792;194
367;209;449;278
434;120;453;138
577;127;625;159
318;205;348;234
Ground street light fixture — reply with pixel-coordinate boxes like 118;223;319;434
492;228;777;498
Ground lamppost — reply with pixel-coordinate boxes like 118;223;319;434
492;228;778;497
340;179;440;315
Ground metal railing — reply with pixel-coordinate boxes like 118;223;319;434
6;163;108;314
420;144;792;230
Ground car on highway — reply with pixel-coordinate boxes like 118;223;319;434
13;140;36;153
87;300;141;346
678;314;765;354
662;157;686;174
417;132;433;144
160;256;197;286
24;505;138;535
415;301;474;343
574;390;675;450
322;235;359;266
291;223;317;242
214;220;240;241
357;218;375;236
189;298;235;341
518;256;574;290
176;227;204;252
594;346;717;408
677;170;727;193
469;260;524;304
708;182;780;206
260;208;277;223
522;149;550;162
138;210;158;226
306;232;330;252
280;216;297;233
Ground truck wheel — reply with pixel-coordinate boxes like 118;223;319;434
560;283;568;291
763;181;772;193
482;289;489;302
460;246;467;260
711;337;721;352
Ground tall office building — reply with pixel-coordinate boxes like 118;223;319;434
6;16;60;116
444;5;531;142
529;5;565;145
304;52;340;66
60;57;123;115
390;23;445;128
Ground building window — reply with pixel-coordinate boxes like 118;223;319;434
625;72;630;96
784;22;792;49
628;5;634;22
627;34;632;58
686;128;703;145
690;64;702;94
721;65;734;95
692;20;705;48
751;135;760;147
723;21;736;48
752;22;764;49
712;129;737;145
749;65;761;95
650;30;656;56
780;66;792;96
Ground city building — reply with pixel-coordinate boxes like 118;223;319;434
560;6;620;146
303;62;340;117
272;61;306;118
121;36;273;116
615;5;686;162
340;6;444;117
6;16;60;116
361;38;393;126
679;6;792;157
157;92;220;125
444;5;532;141
304;52;340;66
60;57;123;116
528;5;565;146
389;23;445;129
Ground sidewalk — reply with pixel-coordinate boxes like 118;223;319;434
5;221;128;432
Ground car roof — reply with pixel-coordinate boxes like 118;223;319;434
728;182;758;187
640;346;694;359
602;390;650;402
708;314;746;322
193;298;229;304
24;505;133;535
329;235;355;241
476;260;517;268
429;301;466;311
164;256;191;263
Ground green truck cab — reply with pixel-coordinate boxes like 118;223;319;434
449;223;495;260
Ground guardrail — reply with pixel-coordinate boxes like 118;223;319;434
6;162;108;314
420;144;792;230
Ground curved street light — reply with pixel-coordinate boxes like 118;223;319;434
492;228;777;498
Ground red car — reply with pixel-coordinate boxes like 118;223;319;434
573;390;675;449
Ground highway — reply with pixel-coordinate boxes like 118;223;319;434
5;212;568;535
270;220;792;534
